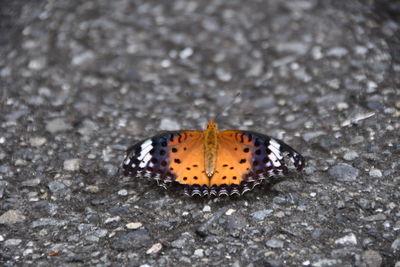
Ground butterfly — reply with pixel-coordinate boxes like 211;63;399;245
122;120;305;197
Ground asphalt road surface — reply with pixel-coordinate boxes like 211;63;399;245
0;0;399;266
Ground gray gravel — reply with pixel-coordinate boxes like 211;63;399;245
1;0;400;266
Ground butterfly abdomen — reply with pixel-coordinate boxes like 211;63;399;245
204;121;219;178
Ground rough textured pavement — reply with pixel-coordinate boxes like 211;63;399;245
0;0;399;266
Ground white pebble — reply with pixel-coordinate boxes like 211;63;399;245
179;47;193;59
202;205;211;212
23;248;33;256
84;185;99;193
160;59;171;68
5;239;22;246
343;151;359;161
369;169;382;178
29;137;47;147
336;102;349;110
225;209;236;216
104;216;121;224
63;159;80;171
28;58;46;70
335;233;357;245
118;189;128;196
146;242;162;254
194;248;204;257
126;222;142;229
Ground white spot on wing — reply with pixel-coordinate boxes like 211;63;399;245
269;139;280;149
141;139;152;148
124;157;131;165
268;144;283;159
139;153;152;168
137;140;153;161
268;153;281;167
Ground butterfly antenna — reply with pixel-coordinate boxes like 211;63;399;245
214;92;241;123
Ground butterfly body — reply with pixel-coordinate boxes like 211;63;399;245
204;120;218;177
122;120;305;196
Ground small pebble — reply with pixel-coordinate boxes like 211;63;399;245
362;249;382;267
251;210;273;220
46;118;72;133
29;137;47;147
202;205;211;212
179;47;193;59
15;158;27;166
392;237;400;251
335;233;357;245
28;58;46;70
328;163;359;182
84;185;100;193
336;102;349;110
23;248;33;256
105;216;121;224
126;222;142;229
63;159;81;171
22;178;41;187
87;153;96;159
266;238;284;249
194;248;204;257
160;59;171;68
225;209;236;216
5;238;22;246
215;68;232;82
362;214;386;221
343;151;359;161
48;181;66;193
118;189;128;196
0;210;26;225
369;169;382;178
326;47;348;57
146;242;162;254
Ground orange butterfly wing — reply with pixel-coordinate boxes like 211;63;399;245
211;131;253;185
166;131;209;188
208;130;305;196
122;130;210;195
